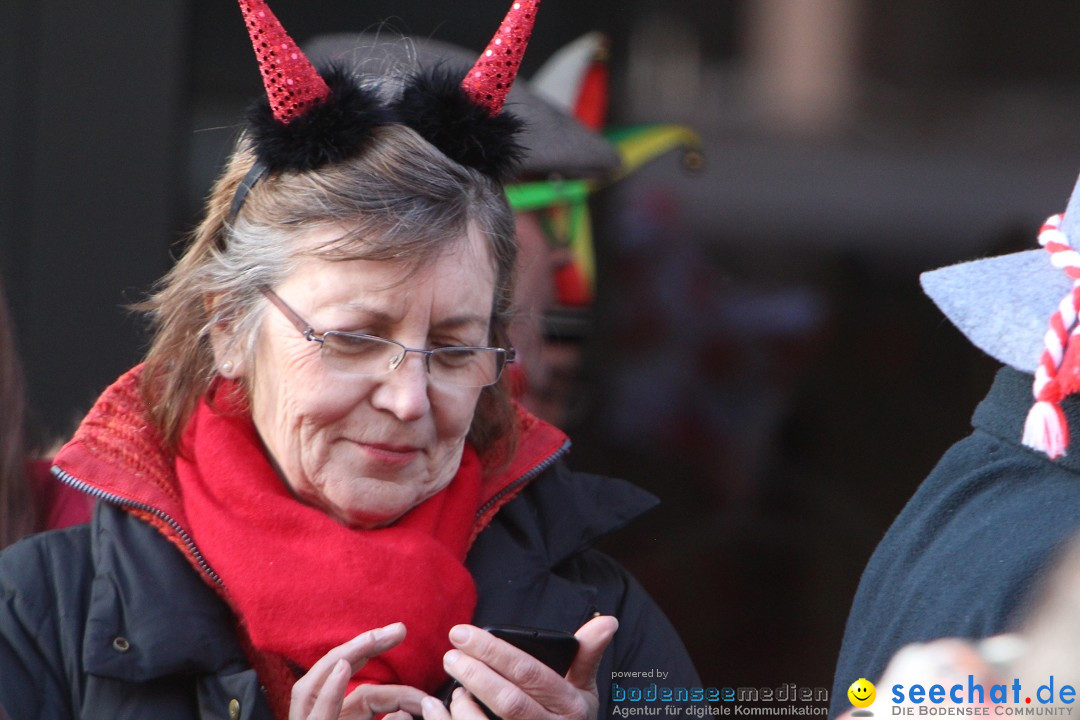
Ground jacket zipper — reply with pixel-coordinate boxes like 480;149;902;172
52;465;224;588
474;439;570;521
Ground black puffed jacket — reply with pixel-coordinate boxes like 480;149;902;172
0;458;700;719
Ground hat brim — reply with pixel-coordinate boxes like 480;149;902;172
303;34;621;180
920;249;1072;373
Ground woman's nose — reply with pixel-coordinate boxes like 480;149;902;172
370;351;431;421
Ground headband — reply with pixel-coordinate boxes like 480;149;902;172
230;0;539;217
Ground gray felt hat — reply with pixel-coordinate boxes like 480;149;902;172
920;174;1080;374
303;33;621;180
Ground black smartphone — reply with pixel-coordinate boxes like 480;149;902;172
442;625;580;718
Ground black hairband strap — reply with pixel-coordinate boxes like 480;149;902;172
228;161;270;223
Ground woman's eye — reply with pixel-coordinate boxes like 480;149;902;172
323;333;386;357
431;335;484;349
433;347;479;368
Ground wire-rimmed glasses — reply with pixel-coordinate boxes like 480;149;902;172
260;287;515;388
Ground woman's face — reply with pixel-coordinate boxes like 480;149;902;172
233;225;496;528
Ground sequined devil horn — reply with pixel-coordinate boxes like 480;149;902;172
230;0;390;220
238;0;330;124
394;0;539;181
462;0;540;115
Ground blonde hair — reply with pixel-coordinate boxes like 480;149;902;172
140;124;517;453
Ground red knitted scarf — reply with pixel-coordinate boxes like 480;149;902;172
175;392;480;717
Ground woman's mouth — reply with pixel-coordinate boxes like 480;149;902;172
357;442;422;466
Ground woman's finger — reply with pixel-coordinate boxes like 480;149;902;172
291;622;407;718
293;658;349;720
566;616;619;692
449;687;494;719
418;688;489;720
444;618;618;719
340;683;429;719
421;695;453;720
443;642;544;717
301;623;406;691
444;630;572;718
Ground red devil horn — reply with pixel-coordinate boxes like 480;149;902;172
462;0;541;115
238;0;331;124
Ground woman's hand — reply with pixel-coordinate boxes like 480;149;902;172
423;615;619;720
290;622;429;720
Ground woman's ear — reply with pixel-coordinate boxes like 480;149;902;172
206;295;247;379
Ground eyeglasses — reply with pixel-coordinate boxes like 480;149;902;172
260;287;515;388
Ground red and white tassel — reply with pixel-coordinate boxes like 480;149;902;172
1023;374;1069;459
1023;213;1080;458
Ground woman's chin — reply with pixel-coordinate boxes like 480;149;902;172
319;479;418;529
338;511;403;529
298;460;454;528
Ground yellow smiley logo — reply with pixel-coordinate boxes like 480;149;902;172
848;678;876;709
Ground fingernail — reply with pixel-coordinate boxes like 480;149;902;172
444;649;462;669
421;697;441;717
449;625;471;644
334;658;349;675
373;622;403;641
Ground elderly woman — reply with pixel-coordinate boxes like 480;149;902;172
0;1;699;719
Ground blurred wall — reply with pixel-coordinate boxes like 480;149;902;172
0;0;189;437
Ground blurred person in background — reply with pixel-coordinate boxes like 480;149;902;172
832;173;1080;716
0;271;90;549
305;31;620;429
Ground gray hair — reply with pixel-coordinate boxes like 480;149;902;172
140;123;518;453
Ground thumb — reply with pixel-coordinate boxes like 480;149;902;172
566;615;619;691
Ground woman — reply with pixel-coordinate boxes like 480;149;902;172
0;1;699;719
0;273;90;549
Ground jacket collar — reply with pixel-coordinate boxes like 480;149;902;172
524;463;658;567
466;461;659;633
974;366;1080;474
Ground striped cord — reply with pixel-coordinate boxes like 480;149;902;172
1023;213;1080;458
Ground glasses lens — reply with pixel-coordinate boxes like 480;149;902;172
319;333;505;387
430;347;504;387
320;332;402;374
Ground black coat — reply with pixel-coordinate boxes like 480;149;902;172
0;461;700;719
831;367;1080;716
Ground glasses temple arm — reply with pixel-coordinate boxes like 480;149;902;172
259;285;317;339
